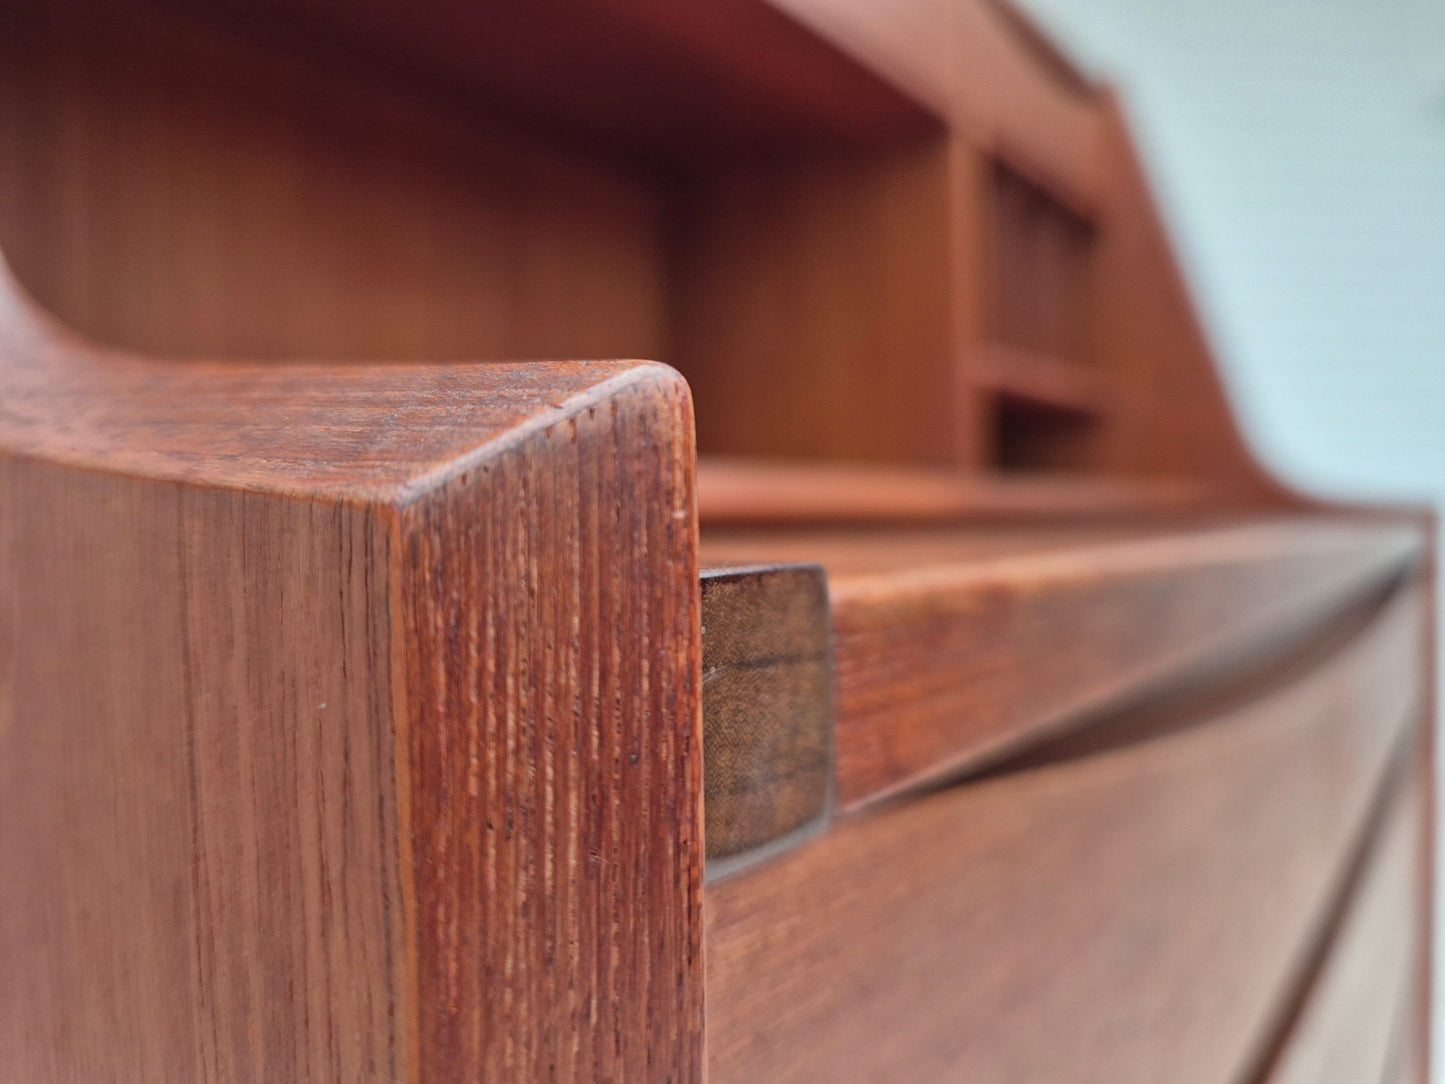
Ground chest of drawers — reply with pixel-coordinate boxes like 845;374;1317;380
0;1;1430;1079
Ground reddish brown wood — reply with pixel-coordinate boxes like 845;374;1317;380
0;0;686;366
772;0;1110;207
1261;769;1423;1084
673;137;960;464
0;0;1431;1079
986;158;1096;364
971;343;1107;418
0;0;1292;489
705;585;1423;1083
697;456;1211;523
706;518;1420;807
201;0;937;162
0;269;704;1081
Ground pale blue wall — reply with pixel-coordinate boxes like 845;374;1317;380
1019;0;1445;501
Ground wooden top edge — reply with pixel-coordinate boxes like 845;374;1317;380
819;518;1421;809
697;455;1225;523
704;516;1425;594
829;518;1425;601
0;258;687;503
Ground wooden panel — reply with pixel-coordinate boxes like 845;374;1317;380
705;585;1422;1083
765;0;963;118
709;517;1420;806
952;0;1110;213
0;264;647;496
700;565;833;867
0;272;704;1080
674;137;958;463
768;0;1110;249
0;460;403;1081
195;0;936;162
987;159;1096;363
972;344;1107;417
0;0;669;362
1262;771;1423;1084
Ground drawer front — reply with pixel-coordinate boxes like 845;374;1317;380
704;585;1423;1083
1263;767;1426;1084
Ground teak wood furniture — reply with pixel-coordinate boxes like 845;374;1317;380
0;1;1432;1081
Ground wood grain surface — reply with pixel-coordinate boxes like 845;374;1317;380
1261;769;1423;1084
395;371;701;1081
700;564;832;867
704;583;1423;1083
673;137;959;464
0;461;404;1081
0;267;704;1081
0;0;1431;1079
201;0;935;161
0;0;1288;492
708;517;1420;807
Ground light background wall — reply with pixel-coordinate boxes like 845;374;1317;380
1017;0;1445;1046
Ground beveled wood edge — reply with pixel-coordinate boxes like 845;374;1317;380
0;252;688;506
390;370;705;1079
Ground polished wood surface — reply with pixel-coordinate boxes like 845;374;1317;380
0;270;704;1080
0;0;1430;1079
1262;770;1422;1084
705;518;1420;806
675;138;959;462
706;585;1422;1083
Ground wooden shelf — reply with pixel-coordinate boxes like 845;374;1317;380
972;343;1106;416
697;455;1207;523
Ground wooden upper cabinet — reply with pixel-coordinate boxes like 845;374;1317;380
0;0;1280;492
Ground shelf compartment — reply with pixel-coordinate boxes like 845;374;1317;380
0;0;955;465
987;154;1097;361
972;342;1107;416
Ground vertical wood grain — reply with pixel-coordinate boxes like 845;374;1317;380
674;137;957;463
397;373;703;1080
0;461;404;1081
